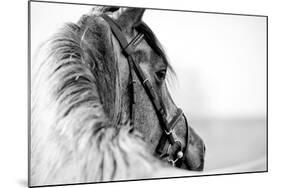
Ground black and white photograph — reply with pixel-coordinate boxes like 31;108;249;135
29;0;267;187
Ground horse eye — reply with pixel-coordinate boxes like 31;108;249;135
155;69;167;82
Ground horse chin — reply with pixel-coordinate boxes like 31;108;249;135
184;158;205;171
182;143;205;171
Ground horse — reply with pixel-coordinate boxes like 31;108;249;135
30;6;205;186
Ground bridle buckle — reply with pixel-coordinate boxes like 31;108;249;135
164;129;173;136
164;140;184;167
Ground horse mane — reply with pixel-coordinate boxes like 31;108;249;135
30;7;181;186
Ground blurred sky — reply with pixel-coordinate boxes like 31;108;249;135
30;2;267;120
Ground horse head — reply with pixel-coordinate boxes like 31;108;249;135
94;7;206;170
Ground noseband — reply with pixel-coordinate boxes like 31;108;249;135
101;14;189;167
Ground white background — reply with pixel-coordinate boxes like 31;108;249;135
0;0;280;188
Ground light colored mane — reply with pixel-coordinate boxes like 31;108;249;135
30;7;185;186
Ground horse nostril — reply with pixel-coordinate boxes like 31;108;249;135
203;144;206;154
199;144;206;171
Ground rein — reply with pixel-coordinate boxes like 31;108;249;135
101;14;189;167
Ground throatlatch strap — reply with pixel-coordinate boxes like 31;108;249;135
101;14;137;125
127;57;135;125
101;14;133;56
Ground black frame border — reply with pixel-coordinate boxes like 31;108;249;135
28;0;268;187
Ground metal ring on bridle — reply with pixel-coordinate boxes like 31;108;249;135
142;78;149;84
166;140;184;166
164;129;173;135
167;139;182;154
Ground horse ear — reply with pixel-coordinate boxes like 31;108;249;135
112;8;145;32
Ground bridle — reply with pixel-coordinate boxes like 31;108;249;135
101;14;189;167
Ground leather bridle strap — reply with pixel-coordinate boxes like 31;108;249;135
101;14;136;123
101;14;186;162
101;14;134;56
155;108;183;155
